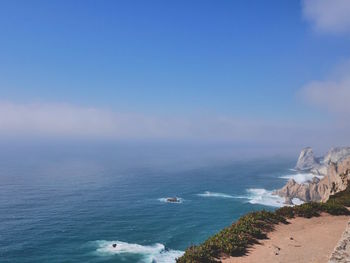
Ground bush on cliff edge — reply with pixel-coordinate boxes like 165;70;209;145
177;199;350;263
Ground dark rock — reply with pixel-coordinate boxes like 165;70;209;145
166;197;180;203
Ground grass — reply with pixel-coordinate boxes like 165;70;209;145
327;180;350;207
176;188;350;263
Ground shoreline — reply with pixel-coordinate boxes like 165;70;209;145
177;147;350;263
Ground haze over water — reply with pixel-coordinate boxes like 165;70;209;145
0;143;300;263
1;0;350;262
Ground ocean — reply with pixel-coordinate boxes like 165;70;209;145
0;143;307;263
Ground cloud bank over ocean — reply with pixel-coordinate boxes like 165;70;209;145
0;100;346;149
1;0;350;152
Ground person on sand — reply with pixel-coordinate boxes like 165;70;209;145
112;243;117;248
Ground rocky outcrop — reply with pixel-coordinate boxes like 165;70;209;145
322;156;350;201
166;197;181;203
329;220;350;263
275;147;350;204
295;147;319;171
295;147;350;176
324;147;350;165
274;177;321;202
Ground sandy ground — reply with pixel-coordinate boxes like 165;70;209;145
222;214;350;263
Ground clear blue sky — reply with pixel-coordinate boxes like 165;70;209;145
0;0;350;148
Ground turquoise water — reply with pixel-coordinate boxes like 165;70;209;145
0;144;296;262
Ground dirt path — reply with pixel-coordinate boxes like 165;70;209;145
222;214;349;263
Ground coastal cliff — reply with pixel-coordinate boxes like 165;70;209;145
275;147;350;204
177;147;350;263
295;147;319;171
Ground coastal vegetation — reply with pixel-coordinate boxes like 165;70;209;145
176;187;350;263
328;181;350;207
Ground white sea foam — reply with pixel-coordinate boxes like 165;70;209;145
245;188;285;207
197;191;238;199
291;198;304;205
279;173;324;184
197;188;304;207
93;240;184;263
158;197;183;203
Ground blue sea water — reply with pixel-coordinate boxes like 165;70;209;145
0;143;299;263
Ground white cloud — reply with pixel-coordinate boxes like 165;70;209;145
0;101;326;145
301;61;350;115
0;101;347;151
0;102;188;139
302;0;350;34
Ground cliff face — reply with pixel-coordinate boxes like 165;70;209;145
295;147;319;171
275;177;321;203
329;221;350;263
294;147;350;176
323;156;350;201
275;147;350;204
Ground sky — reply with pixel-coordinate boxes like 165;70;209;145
0;0;350;152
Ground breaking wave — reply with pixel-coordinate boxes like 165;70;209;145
245;188;304;207
92;240;184;263
279;173;323;184
291;198;304;205
197;189;304;207
197;191;238;199
245;188;285;207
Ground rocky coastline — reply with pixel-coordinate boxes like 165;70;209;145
274;147;350;205
177;146;350;263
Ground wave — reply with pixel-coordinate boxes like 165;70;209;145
245;188;304;207
245;188;285;207
197;189;304;207
197;191;239;199
291;198;304;205
92;240;184;263
158;197;183;203
279;173;324;184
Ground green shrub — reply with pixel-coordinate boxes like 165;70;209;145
293;202;322;218
177;211;287;262
177;187;350;263
327;183;350;207
176;245;217;263
321;202;350;215
275;206;294;218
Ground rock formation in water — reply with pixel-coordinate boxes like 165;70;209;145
295;147;319;171
275;147;350;204
166;197;181;203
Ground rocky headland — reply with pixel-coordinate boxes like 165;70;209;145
177;147;350;263
274;147;350;205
